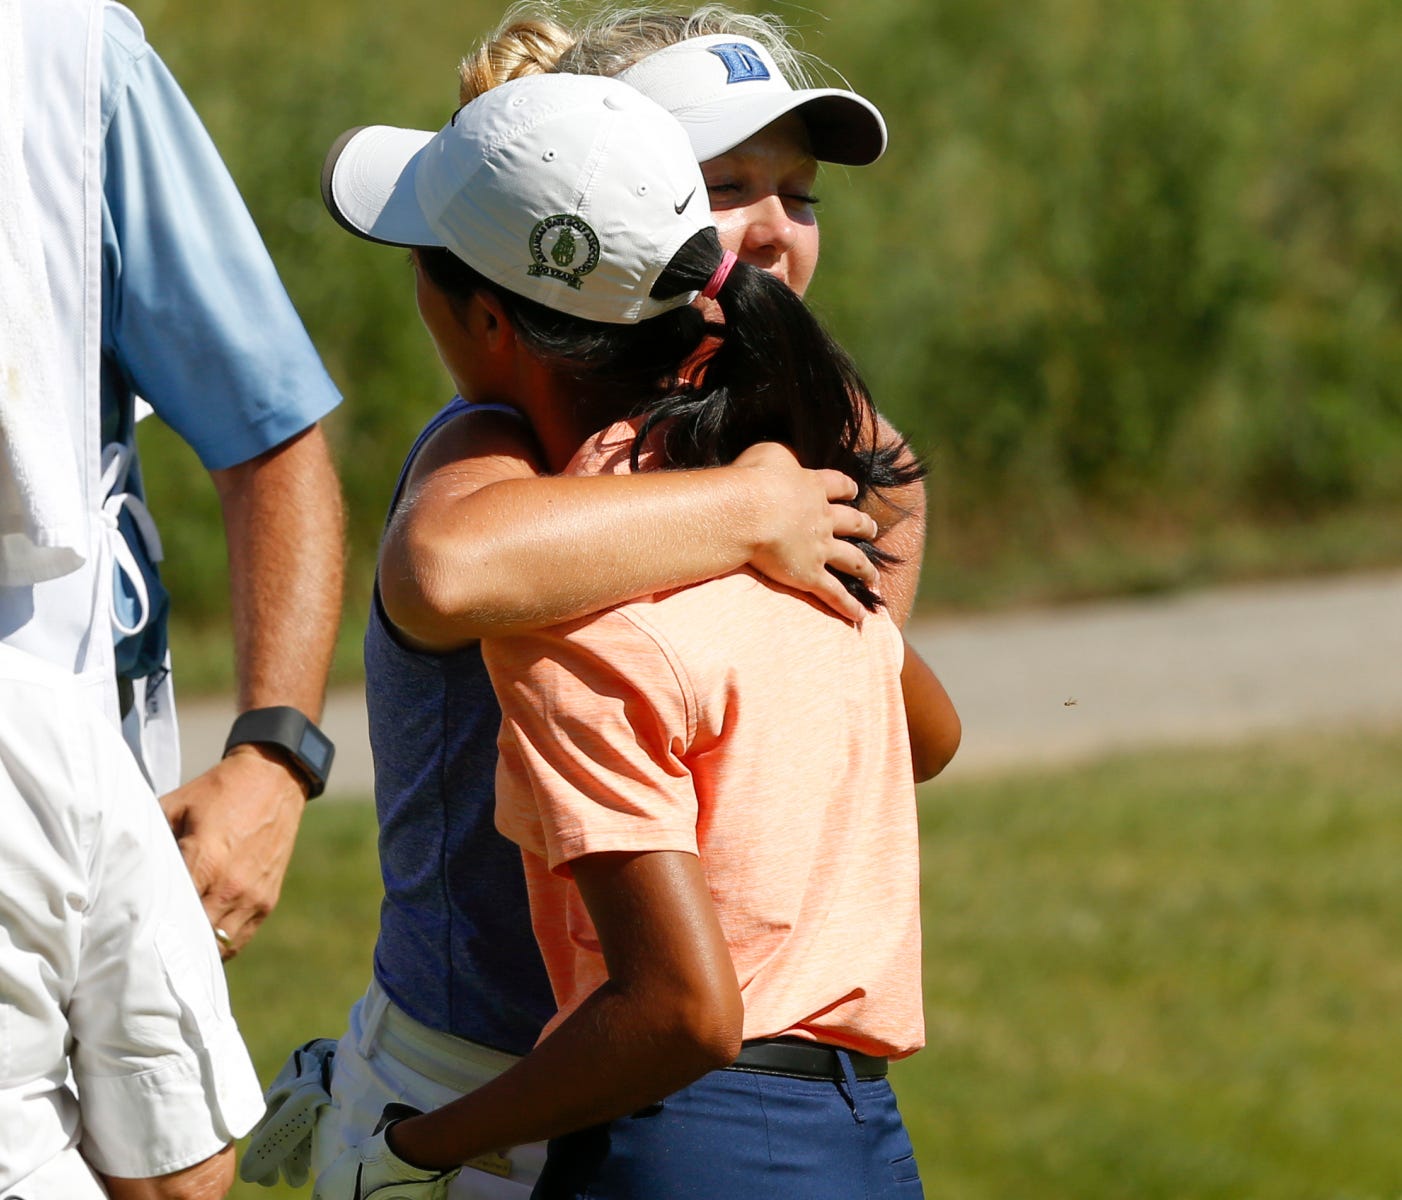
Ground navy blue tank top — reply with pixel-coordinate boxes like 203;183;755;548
367;397;555;1055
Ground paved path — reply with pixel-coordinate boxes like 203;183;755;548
177;570;1402;795
907;568;1402;778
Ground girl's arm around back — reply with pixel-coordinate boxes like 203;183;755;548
865;414;927;629
902;638;962;782
379;411;882;651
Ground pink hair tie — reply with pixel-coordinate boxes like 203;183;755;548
701;250;738;299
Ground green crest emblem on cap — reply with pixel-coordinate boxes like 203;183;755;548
551;228;578;267
528;215;601;290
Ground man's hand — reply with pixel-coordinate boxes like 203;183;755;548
160;745;308;958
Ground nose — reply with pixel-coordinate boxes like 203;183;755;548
736;193;800;276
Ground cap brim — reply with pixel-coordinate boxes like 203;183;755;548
321;124;441;247
678;88;887;166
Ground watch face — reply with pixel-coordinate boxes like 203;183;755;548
298;727;334;775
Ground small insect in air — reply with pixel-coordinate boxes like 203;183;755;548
1063;698;1078;707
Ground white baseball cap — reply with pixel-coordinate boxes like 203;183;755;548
321;74;714;324
616;34;887;166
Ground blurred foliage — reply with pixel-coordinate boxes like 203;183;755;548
130;0;1402;626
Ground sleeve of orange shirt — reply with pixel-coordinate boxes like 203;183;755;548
486;609;703;876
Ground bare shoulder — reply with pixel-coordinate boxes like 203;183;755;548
402;407;547;496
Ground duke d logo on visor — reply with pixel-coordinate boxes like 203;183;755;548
528;215;601;290
708;42;771;84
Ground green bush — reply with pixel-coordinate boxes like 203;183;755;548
133;0;1402;623
821;0;1402;511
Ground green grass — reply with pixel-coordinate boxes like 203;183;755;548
225;800;382;1075
224;800;383;1200
227;728;1402;1198
901;729;1402;1199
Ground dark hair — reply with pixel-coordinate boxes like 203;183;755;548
416;234;925;610
416;246;705;401
643;229;926;610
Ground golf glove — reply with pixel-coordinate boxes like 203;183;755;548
241;1037;337;1187
312;1105;460;1200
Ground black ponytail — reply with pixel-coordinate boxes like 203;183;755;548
642;229;927;611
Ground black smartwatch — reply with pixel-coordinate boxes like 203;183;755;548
223;706;335;799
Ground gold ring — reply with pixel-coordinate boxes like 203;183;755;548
214;926;234;949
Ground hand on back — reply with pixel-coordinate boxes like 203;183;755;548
736;441;880;623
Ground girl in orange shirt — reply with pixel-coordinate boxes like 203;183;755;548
312;69;935;1200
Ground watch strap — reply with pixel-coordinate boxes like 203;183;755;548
223;706;334;799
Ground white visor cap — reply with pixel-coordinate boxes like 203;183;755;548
617;34;887;166
322;74;715;324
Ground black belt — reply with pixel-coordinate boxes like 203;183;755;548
728;1038;888;1082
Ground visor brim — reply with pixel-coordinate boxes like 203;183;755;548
678;88;887;166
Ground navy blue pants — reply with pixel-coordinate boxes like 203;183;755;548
531;1058;924;1199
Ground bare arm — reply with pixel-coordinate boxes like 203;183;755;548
159;425;344;956
383;850;742;1171
212;425;344;718
99;1146;235;1200
379;411;881;650
902;638;961;782
867;414;927;630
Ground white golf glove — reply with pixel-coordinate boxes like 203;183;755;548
241;1037;338;1187
312;1106;461;1200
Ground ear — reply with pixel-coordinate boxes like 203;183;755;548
466;289;515;356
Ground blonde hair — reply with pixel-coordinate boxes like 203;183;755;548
456;4;822;108
457;11;574;104
556;4;816;87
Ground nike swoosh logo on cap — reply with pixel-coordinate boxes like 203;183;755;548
674;188;697;215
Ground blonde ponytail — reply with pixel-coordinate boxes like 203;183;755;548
458;16;574;104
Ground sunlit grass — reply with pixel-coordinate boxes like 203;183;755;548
225;801;380;1200
901;727;1402;1198
228;727;1402;1198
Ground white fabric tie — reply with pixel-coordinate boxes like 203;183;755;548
98;442;164;638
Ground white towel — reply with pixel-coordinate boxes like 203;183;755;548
0;0;88;586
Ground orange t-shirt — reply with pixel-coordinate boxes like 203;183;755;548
484;427;924;1059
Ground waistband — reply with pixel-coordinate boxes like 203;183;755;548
728;1038;888;1082
359;983;888;1091
357;978;521;1095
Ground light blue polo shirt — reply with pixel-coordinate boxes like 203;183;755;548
97;5;341;675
